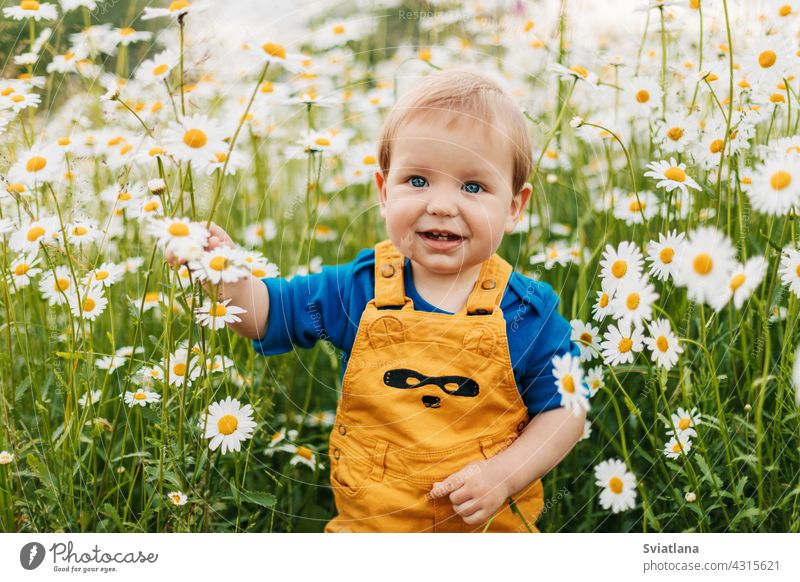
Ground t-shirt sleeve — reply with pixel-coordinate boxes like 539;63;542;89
518;282;586;415
251;261;353;356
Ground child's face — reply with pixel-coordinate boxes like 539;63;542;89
376;110;531;276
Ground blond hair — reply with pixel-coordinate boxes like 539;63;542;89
377;69;532;194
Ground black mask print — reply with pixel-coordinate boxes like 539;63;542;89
383;368;479;408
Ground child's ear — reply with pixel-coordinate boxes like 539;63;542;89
375;170;388;219
505;181;533;233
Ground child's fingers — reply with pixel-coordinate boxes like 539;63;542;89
429;475;465;499
448;486;472;505
453;498;481;518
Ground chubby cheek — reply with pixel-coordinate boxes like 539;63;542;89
382;191;426;236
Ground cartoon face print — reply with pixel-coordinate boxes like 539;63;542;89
382;368;479;408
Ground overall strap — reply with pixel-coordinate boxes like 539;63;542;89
373;239;406;308
464;253;513;315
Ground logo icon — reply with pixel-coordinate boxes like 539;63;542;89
20;542;46;570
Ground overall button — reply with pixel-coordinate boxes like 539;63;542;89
481;279;497;290
380;264;395;278
333;448;340;460
338;424;347;436
517;421;526;432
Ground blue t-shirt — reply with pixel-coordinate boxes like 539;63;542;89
252;247;583;415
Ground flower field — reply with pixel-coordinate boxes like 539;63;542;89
0;0;798;533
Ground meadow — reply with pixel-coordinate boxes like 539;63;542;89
0;0;798;533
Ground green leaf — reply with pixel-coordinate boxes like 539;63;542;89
239;490;276;508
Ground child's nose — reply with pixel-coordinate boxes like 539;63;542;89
425;187;458;216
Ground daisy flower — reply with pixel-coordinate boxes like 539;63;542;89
613;190;659;225
741;34;796;89
7;144;64;187
135;49;179;85
610;275;659;327
623;75;662;117
141;0;205;20
778;245;800;298
194;298;246;330
6;254;42;292
1;88;42;113
0;451;14;464
747;154;800;216
256;40;305;72
585;365;605;396
95;354;127;373
166;347;202;387
600;320;645;366
548;62;599;87
166;491;188;506
124;388;160;407
551;352;590;416
162;114;227;169
579;419;592;441
594;458;637;513
147;217;209;254
570;319;601;362
290;445;322;469
3;1;58;21
39;266;73;306
81;262;124;289
646;230;686;281
666;406;701;438
78;389;101;407
203;396;257;454
655;113;698;154
664;433;693;459
599;241;643;293
69;283;108;321
644;158;702;197
591;286;614;321
265;427;298;450
189;246;250;285
710;256;769;311
139;365;165;384
673;227;737;306
65;219;100;245
642;318;683;370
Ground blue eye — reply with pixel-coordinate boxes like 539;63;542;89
409;176;428;188
463;182;483;194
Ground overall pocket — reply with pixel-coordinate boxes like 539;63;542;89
329;439;388;500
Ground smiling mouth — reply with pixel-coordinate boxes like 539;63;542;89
418;230;464;241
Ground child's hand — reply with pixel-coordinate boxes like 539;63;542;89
165;221;236;268
429;457;511;526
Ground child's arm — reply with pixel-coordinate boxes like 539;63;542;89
429;406;586;525
165;222;270;340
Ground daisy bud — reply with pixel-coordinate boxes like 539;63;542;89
685;491;697;503
570;116;584;128
546;173;558;184
744;403;752;413
148;178;166;194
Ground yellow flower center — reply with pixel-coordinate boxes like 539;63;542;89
314;137;330;147
672;442;683;453
26;156;47;173
362;154;377;165
21;1;40;10
611;259;627;279
709;139;724;153
117;191;131;201
72;226;87;236
14;263;30;276
580;332;592;343
770;93;785;103
215;152;227;163
145;292;159;303
83;297;96;312
120;27;135;36
561;374;575;393
678;417;691;430
569;65;588;78
262;42;287;59
217;414;238;435
56;277;70;291
659;247;674;264
656;336;669;352
170;494;182;503
259;81;274;93
27;226;45;241
210;303;228;317
635;89;650;103
666;127;684;141
183;128;207;149
95;270;109;280
418;48;432;61
618;338;633;353
332;24;346;34
173;363;186;376
770;170;791;190
297;446;314;460
169;0;190;12
152;63;169;76
779;5;792;16
148;147;165;157
664;166;686;182
693;253;713;275
758;50;777;68
168;222;190;237
134;392;148;400
730;273;746;291
209;256;228;271
626;293;640;310
58;137;71;146
599;293;609;308
609;476;623;494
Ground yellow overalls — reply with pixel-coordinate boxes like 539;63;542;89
324;239;545;533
